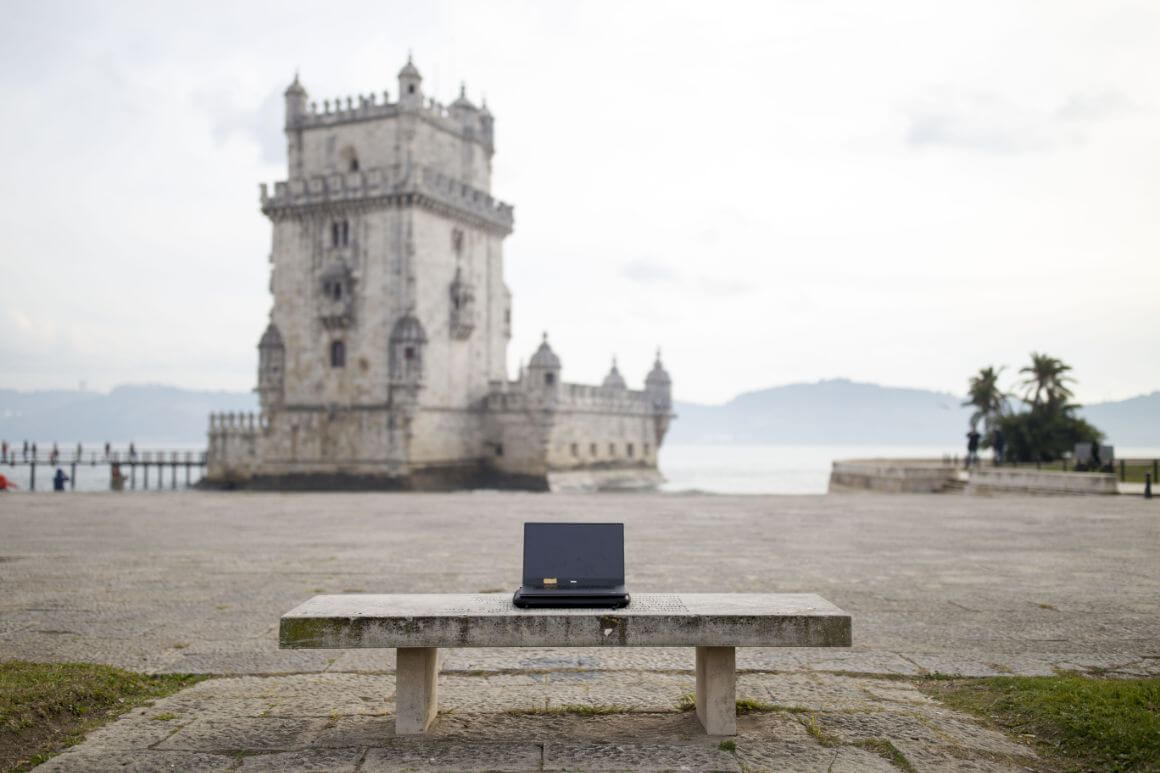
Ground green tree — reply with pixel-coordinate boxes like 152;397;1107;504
966;353;1103;463
963;366;1007;426
1019;352;1075;407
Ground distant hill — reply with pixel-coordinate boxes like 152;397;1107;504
1;380;1156;448
669;379;1160;448
0;385;257;445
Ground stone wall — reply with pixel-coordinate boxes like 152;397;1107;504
828;459;959;493
967;469;1118;496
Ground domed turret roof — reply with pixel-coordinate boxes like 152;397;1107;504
452;83;476;110
259;322;283;349
284;73;306;97
528;333;561;370
602;358;626;389
398;55;422;80
645;349;671;387
390;313;427;342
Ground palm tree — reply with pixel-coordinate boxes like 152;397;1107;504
963;366;1007;428
1019;352;1074;407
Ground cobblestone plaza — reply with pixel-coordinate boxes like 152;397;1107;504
3;492;1158;769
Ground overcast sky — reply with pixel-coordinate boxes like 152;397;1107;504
1;1;1157;404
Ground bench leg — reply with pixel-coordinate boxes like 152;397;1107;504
396;647;439;735
695;645;736;735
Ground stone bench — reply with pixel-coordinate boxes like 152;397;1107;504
279;592;852;736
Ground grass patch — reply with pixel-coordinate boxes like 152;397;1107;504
718;739;736;753
800;713;841;747
736;696;809;715
856;738;916;772
504;703;631;716
150;712;176;722
675;693;808;715
0;661;206;772
920;675;1160;772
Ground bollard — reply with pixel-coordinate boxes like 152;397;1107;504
1146;473;1152;500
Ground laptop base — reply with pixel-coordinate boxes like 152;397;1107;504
512;588;630;609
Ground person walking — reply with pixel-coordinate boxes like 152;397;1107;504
1;440;7;463
23;440;29;461
104;441;111;459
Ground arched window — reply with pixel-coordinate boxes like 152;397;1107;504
330;340;345;368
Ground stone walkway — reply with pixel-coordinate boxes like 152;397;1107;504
4;491;1159;769
38;671;1038;771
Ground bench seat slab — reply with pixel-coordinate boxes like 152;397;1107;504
280;593;851;649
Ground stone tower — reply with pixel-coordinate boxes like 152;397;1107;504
205;59;672;491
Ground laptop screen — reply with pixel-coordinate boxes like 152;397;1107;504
522;522;624;589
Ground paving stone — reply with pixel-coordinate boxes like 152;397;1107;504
237;748;364;771
362;742;542;771
544;742;741;772
735;742;896;773
155;717;328;752
36;749;235;772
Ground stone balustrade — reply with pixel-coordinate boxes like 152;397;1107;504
485;383;660;415
260;164;513;230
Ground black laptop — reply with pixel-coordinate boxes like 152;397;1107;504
512;522;630;608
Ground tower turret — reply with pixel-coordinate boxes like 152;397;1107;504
451;82;477;119
527;333;562;397
398;55;423;108
284;73;308;127
645;349;673;445
645;349;672;412
479;98;495;154
602;357;627;390
257;321;285;409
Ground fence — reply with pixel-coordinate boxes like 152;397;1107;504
0;448;208;492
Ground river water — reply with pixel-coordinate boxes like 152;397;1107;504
6;443;1159;495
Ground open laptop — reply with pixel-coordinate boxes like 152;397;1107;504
512;522;630;608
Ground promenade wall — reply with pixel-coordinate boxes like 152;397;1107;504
967;469;1118;496
829;459;958;494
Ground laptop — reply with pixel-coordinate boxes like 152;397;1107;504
512;522;630;608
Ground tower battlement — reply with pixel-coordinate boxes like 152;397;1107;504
260;165;514;232
289;94;493;151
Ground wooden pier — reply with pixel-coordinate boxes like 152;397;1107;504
1;449;208;491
